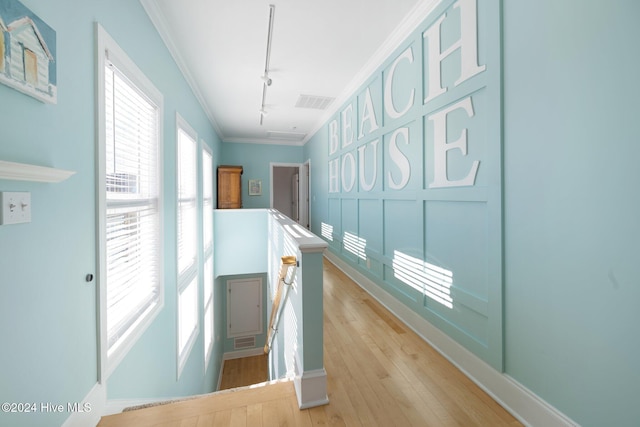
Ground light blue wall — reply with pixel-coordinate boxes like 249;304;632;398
3;0;638;425
104;0;224;397
220;273;268;354
299;251;325;371
306;0;504;369
221;142;304;209
0;0;223;425
503;1;640;426
214;209;267;276
303;1;640;426
213;210;269;355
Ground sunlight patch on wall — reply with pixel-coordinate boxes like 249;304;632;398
284;223;314;239
392;250;453;309
321;222;334;241
283;301;298;376
344;231;367;260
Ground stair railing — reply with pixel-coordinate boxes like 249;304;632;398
264;255;297;354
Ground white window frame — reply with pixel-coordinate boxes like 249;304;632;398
96;23;164;380
176;113;199;378
202;143;214;369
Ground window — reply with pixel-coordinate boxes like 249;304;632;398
97;24;164;377
177;114;198;376
202;146;214;367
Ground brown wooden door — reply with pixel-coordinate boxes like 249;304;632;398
217;165;243;208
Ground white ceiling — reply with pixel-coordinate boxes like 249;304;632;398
141;0;435;145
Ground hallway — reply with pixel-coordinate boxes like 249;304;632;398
99;258;521;426
318;258;520;426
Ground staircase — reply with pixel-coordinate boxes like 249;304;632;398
98;379;301;426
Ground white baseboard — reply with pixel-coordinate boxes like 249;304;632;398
292;352;329;409
324;251;577;427
222;347;265;361
294;368;329;409
61;382;105;427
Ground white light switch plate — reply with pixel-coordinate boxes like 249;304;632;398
0;192;31;225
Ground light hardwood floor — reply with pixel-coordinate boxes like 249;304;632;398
99;259;521;426
219;355;268;391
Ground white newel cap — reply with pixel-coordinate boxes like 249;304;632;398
268;209;328;253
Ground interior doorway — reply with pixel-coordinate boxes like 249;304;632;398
270;161;310;228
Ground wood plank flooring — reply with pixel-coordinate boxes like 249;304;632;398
99;258;521;426
219;354;268;390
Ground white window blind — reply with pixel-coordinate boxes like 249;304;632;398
177;116;199;376
203;256;214;364
178;276;198;355
203;148;213;253
104;57;162;359
202;147;214;366
177;128;197;276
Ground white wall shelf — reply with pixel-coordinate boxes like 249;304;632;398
0;160;76;183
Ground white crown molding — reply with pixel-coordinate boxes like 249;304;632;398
223;137;305;147
303;0;443;145
141;0;441;148
139;0;225;141
0;160;76;183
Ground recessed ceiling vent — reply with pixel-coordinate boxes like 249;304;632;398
267;131;307;141
295;94;335;110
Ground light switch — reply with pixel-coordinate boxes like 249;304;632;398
0;192;31;225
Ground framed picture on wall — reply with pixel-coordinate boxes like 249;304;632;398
0;0;57;103
248;179;262;196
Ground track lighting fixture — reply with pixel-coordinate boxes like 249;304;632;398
259;4;275;125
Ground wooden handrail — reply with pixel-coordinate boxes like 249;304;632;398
264;255;297;354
